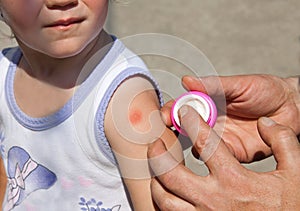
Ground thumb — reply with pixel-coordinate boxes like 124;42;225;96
258;117;300;170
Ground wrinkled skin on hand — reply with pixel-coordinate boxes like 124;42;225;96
149;105;300;211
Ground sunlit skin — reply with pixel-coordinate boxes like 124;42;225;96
105;77;183;210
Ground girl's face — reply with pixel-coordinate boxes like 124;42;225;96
0;0;109;58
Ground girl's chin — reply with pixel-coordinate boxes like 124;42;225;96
39;45;87;59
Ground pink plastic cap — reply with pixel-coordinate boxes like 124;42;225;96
170;91;217;136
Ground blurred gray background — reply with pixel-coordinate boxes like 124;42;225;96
107;0;300;77
1;0;299;174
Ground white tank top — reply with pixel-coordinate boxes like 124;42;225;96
0;38;163;211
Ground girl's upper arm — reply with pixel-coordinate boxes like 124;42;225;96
0;156;6;206
104;76;183;210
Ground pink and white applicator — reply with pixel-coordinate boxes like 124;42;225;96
171;91;217;136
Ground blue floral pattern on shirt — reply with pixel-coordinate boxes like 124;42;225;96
79;197;121;211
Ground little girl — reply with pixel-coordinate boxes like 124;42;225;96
0;0;182;210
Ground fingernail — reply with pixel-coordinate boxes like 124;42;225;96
179;105;189;118
260;117;276;127
182;76;198;89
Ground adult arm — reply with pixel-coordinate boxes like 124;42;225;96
149;105;300;210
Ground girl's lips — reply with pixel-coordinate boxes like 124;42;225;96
45;17;84;28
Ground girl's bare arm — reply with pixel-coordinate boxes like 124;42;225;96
105;76;183;210
0;157;6;208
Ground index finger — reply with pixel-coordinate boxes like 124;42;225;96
182;75;244;100
148;139;208;204
180;105;241;175
182;76;222;96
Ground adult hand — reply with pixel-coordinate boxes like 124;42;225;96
161;75;300;162
149;106;300;210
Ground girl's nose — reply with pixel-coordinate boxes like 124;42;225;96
45;0;78;9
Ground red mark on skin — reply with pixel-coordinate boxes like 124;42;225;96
129;109;143;125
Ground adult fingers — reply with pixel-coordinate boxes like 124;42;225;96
151;178;195;211
258;117;300;170
180;105;240;175
148;138;207;204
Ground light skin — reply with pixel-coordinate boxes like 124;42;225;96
149;75;300;210
0;0;183;210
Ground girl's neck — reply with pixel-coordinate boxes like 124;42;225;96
17;30;113;89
